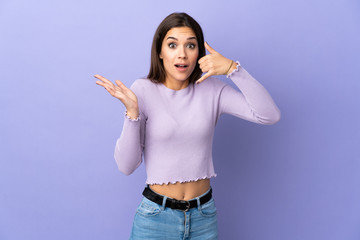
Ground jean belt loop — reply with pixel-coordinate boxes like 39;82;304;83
196;197;201;211
161;195;167;211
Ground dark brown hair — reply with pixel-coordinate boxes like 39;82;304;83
147;12;205;84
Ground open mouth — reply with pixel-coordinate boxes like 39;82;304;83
175;64;188;69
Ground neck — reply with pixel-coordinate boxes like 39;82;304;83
163;78;189;91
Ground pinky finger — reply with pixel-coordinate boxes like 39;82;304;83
196;72;212;84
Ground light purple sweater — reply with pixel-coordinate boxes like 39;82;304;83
114;62;281;185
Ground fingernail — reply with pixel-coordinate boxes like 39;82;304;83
196;81;200;84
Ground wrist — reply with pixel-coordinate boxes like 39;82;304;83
226;60;237;75
126;108;139;120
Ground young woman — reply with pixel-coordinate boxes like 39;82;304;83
95;12;280;240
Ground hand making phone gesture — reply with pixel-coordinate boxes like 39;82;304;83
196;42;237;84
94;75;139;119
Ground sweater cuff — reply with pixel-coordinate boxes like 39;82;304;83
226;61;241;78
124;110;140;122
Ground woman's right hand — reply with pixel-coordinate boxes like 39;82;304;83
94;74;139;118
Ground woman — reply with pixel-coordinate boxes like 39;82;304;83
95;12;280;240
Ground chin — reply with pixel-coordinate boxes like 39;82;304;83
176;73;193;82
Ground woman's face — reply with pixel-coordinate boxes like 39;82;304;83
159;26;199;84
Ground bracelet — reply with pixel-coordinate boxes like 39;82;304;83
226;61;241;78
225;60;234;75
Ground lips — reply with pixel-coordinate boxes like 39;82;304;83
174;64;188;68
174;64;189;73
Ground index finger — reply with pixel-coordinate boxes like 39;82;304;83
94;74;113;85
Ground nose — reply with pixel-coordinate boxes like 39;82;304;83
177;45;187;59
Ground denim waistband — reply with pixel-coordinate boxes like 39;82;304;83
146;184;212;201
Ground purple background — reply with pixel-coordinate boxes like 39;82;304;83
1;0;359;239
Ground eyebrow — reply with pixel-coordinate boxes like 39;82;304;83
166;36;197;41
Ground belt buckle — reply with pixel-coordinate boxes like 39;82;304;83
179;200;190;212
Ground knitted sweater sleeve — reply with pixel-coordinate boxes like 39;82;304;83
219;61;281;124
114;80;146;175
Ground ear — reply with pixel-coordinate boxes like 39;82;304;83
159;52;163;59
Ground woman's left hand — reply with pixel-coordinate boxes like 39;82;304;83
196;42;236;84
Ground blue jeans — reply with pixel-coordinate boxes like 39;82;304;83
129;186;218;239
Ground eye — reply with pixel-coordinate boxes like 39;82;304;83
169;43;176;48
187;43;196;49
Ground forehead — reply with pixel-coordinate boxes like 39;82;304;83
164;27;196;39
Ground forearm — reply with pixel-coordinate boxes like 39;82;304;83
114;113;143;175
226;63;281;124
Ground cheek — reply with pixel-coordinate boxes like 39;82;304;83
193;48;199;60
191;52;199;64
161;52;173;63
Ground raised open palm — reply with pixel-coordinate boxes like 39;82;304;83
94;74;138;111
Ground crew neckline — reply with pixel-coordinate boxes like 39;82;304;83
158;82;193;95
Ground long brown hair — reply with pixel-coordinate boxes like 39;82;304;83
147;12;205;84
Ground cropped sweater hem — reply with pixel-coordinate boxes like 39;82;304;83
146;173;217;186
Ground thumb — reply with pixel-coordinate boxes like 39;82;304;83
205;41;217;54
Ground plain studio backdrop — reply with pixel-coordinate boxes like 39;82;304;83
1;0;359;239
